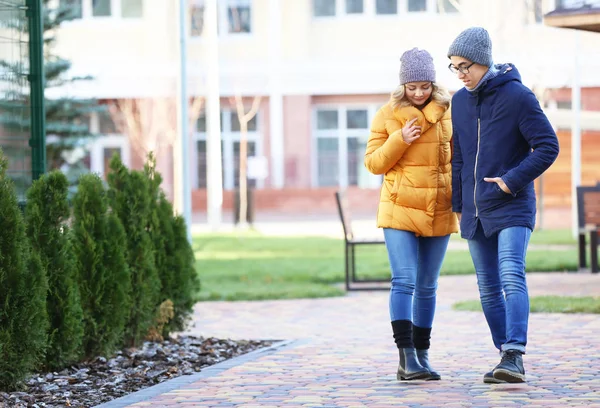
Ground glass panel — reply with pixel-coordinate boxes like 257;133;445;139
317;110;338;130
317;138;339;187
408;0;427;12
437;0;459;13
228;5;251;33
197;140;207;188
314;0;336;16
92;0;111;17
103;147;121;180
348;137;382;188
376;0;397;14
233;141;257;188
122;0;143;18
196;140;225;188
345;0;364;13
98;111;117;134
190;5;205;36
60;0;83;18
346;109;368;129
231;112;258;131
196;112;206;132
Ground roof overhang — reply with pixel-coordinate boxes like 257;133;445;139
544;5;600;32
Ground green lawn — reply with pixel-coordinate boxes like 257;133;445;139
194;229;580;301
453;296;600;314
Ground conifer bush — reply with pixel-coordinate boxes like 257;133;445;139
71;173;130;358
0;151;48;390
108;155;160;346
144;155;199;337
25;171;83;369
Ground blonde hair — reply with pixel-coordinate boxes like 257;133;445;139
390;83;451;110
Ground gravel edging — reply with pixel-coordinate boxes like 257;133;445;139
93;339;298;408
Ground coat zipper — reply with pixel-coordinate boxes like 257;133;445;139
474;118;481;218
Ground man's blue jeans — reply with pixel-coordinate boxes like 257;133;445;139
383;228;450;328
467;224;532;354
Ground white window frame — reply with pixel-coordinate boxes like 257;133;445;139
189;0;254;40
76;112;130;178
56;0;144;23
311;104;382;189
312;0;460;20
192;109;264;191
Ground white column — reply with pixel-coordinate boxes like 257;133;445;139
571;30;582;238
177;0;192;242
205;0;224;230
268;0;285;189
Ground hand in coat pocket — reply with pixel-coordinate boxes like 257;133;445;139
483;177;512;194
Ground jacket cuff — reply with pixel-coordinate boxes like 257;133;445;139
501;175;519;197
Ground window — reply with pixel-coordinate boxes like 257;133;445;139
314;106;382;188
64;0;142;20
98;110;117;134
190;0;251;37
194;110;263;190
376;0;397;14
317;138;339;187
227;0;251;33
314;0;336;16
317;110;338;130
92;0;111;16
437;0;460;13
190;3;205;36
345;0;364;14
557;100;572;110
60;0;83;19
408;0;427;12
121;0;143;18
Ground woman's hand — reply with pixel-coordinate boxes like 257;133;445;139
401;118;421;144
484;177;512;194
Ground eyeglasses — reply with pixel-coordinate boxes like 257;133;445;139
448;61;476;74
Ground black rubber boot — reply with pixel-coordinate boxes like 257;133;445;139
391;320;431;381
413;325;441;380
397;348;431;380
415;349;441;380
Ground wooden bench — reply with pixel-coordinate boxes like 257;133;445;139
334;191;387;291
576;183;600;273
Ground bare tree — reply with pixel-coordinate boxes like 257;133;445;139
231;94;262;227
108;97;204;204
109;97;204;158
227;6;263;227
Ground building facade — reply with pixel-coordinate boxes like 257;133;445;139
51;0;600;221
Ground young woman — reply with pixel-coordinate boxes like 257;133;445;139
364;48;458;381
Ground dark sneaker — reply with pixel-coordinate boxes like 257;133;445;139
483;370;506;384
493;350;526;383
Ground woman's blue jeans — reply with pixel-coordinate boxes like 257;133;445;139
383;228;450;328
467;224;532;354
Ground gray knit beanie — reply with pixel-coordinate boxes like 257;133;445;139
399;48;436;85
447;27;493;67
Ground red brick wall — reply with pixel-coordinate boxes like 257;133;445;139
192;186;380;216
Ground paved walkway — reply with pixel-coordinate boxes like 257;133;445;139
99;273;600;408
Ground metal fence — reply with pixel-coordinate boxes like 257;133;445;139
0;0;45;199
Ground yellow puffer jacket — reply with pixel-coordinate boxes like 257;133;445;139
364;100;458;237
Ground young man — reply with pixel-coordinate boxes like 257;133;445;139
447;27;559;384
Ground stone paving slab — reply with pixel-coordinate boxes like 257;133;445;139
99;273;600;407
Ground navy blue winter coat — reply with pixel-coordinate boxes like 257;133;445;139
451;64;560;239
